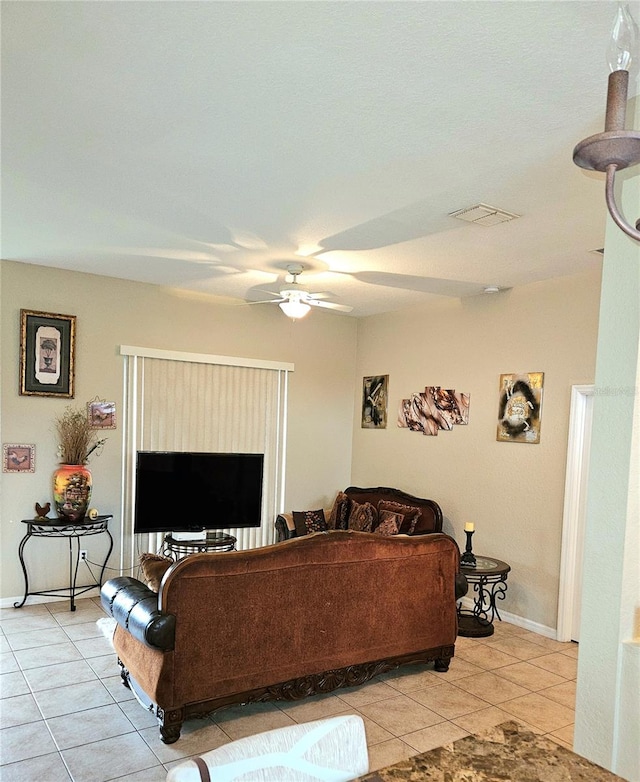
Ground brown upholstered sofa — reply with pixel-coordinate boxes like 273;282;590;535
101;529;464;744
275;485;443;542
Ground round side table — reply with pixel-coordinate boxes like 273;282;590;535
457;556;510;638
163;532;236;560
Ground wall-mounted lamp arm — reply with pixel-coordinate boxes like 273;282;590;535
573;70;640;244
605;164;640;242
573;5;640;244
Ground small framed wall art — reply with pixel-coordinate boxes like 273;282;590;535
88;398;116;429
20;310;76;397
3;444;35;473
362;375;389;429
497;372;544;444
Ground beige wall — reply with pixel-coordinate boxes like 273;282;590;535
1;260;603;630
1;260;357;600
352;269;602;631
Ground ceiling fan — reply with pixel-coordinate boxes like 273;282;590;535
249;264;354;320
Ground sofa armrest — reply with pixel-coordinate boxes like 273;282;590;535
455;572;468;601
275;513;296;542
101;576;176;651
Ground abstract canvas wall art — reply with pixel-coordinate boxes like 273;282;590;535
497;372;544;443
362;375;388;429
398;387;470;435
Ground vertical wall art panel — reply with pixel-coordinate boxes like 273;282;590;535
19;310;76;397
497;372;544;443
361;375;388;429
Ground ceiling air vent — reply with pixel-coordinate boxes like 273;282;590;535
450;203;520;226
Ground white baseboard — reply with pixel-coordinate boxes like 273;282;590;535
1;587;101;609
458;597;558;640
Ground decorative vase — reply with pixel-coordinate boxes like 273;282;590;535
53;464;92;522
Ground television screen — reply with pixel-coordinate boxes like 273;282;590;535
134;451;264;534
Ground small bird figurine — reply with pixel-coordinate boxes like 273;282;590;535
35;502;51;520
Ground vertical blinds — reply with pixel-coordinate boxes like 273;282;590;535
120;346;292;573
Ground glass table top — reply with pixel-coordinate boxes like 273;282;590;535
475;557;499;569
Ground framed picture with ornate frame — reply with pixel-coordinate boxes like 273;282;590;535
20;310;76;397
87;398;116;429
3;444;35;473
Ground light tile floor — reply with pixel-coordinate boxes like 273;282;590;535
0;597;579;782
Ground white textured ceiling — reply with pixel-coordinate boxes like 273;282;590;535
2;1;636;316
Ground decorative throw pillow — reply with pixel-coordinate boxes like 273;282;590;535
348;500;377;533
374;509;403;536
292;509;328;536
377;501;421;534
139;553;173;592
328;491;351;530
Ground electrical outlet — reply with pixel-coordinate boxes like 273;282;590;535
80;550;88;561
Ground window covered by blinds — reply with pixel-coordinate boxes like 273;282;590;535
120;346;292;572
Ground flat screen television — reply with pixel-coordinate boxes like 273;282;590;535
134;451;264;534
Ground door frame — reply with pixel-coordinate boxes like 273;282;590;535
557;384;594;642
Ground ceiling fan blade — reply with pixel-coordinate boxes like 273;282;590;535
336;271;486;298
252;289;287;299
306;291;332;300
308;299;354;313
245;298;285;305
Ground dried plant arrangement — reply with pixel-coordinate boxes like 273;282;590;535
55;404;106;465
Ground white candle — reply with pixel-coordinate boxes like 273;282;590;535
464;522;475;532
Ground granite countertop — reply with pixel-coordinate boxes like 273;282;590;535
355;721;625;782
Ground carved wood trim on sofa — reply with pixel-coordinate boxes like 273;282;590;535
275;485;443;541
121;645;454;744
345;486;443;534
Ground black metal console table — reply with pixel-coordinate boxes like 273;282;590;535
457;556;511;638
163;532;236;559
14;515;113;612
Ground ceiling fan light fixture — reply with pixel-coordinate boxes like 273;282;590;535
284;263;305;284
279;299;311;320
